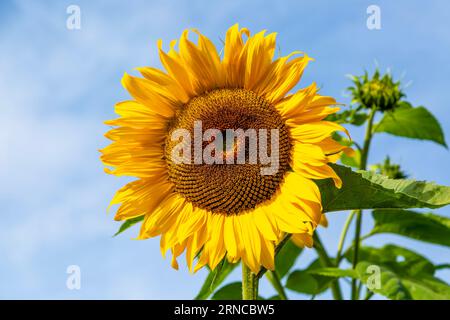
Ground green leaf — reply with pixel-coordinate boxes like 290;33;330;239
308;267;357;279
265;295;281;300
194;259;239;300
211;282;242;300
346;244;435;276
113;215;145;236
316;164;450;213
326;109;368;126
275;240;302;279
436;264;450;270
371;209;450;247
340;149;360;168
332;132;353;147
374;104;447;147
286;270;320;295
285;259;335;295
355;261;412;300
355;261;450;300
346;245;450;300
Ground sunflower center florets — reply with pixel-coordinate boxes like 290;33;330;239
164;89;292;215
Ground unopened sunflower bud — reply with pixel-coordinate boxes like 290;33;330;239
371;156;408;179
348;70;404;112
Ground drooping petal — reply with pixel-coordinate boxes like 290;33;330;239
291;233;314;248
293;161;343;188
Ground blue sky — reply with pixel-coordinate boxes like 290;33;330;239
0;0;449;299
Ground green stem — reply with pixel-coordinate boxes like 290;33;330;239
359;107;376;170
242;263;258;300
351;107;377;300
336;211;355;265
351;210;362;300
265;271;288;300
364;290;375;300
313;233;343;300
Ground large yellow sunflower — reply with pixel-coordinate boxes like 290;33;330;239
101;24;349;274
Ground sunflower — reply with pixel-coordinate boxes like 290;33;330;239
101;24;349;274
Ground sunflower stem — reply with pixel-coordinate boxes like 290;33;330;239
336;211;355;265
313;233;343;300
265;270;288;300
351;107;376;300
242;263;258;300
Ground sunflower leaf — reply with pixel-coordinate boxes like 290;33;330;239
374;104;447;147
307;267;358;278
211;282;242;300
194;259;239;300
345;245;450;300
285;259;335;295
275;240;302;279
354;260;450;300
345;244;435;276
340;149;360;168
355;261;412;300
316;164;450;212
286;270;320;295
326;109;368;126
113;215;145;237
370;209;450;247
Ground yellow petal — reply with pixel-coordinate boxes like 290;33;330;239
290;121;348;144
293;162;342;188
252;209;278;241
241;30;277;91
223;24;250;87
178;30;221;92
223;215;238;259
275;83;317;119
263;54;313;103
320;214;328;228
291;233;314;248
121;73;176;118
292;143;328;167
282;171;321;204
157;39;196;97
136;67;189;103
239;214;262;273
260;238;275;270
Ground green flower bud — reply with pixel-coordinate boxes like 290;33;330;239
371;156;407;179
348;70;404;111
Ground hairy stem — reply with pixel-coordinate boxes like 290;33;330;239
242;263;258;300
